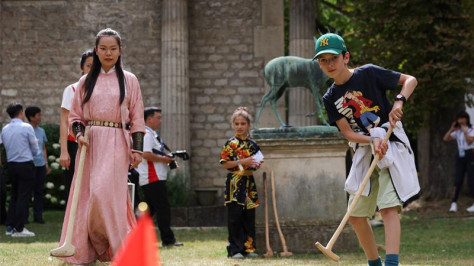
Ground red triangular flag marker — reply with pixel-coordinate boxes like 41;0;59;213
112;212;161;266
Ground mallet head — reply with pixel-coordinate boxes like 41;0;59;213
315;242;340;262
50;244;75;257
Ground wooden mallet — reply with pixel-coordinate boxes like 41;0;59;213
50;127;89;257
271;171;292;257
263;172;274;258
315;127;393;261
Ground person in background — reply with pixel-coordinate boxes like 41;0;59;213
220;106;263;259
317;33;419;266
24;106;50;224
57;28;145;264
59;49;94;204
443;110;474;213
2;103;40;237
137;107;183;247
0;136;6;225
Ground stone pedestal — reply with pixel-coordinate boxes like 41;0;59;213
251;126;359;253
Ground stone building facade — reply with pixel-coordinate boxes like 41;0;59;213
0;0;287;200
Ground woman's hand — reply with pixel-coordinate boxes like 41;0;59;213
77;135;89;149
130;152;142;169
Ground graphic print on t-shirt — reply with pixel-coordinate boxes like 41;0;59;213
335;89;381;132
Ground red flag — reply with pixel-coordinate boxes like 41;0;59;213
112;213;161;266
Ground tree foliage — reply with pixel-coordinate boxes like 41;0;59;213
352;0;473;134
317;0;473;134
315;0;473;199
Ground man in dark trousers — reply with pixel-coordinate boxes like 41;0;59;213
1;103;40;237
136;107;183;247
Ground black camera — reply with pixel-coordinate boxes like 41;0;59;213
152;149;190;169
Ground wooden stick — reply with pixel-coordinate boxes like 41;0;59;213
263;172;274;258
271;171;292;257
315;127;393;261
50;127;89;257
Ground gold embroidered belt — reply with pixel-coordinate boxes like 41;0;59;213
232;170;253;176
88;120;122;128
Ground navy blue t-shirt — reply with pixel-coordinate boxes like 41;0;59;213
323;64;400;134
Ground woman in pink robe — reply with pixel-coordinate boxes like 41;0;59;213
58;28;145;264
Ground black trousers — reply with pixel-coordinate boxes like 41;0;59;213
33;165;46;221
6;161;35;231
0;168;6;224
452;150;474;202
226;201;256;257
63;140;78;204
142;181;176;244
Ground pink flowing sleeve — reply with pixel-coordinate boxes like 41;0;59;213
68;76;87;127
126;73;145;134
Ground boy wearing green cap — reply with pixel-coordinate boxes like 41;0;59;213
315;33;420;266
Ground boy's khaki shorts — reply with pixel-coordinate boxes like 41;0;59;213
348;166;403;218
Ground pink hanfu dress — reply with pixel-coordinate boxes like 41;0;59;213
58;69;145;264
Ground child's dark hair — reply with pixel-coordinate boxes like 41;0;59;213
83;28;125;105
6;103;23;118
144;107;161;121
80;49;94;74
456;110;472;127
231;106;253;125
25;106;41;122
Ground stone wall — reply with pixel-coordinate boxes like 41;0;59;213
0;0;284;201
188;0;266;191
0;0;161;124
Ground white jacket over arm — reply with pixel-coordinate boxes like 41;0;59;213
345;122;420;202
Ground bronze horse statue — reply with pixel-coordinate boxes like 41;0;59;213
254;56;329;129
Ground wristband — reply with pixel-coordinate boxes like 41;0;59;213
72;122;85;139
132;132;144;152
237;158;244;171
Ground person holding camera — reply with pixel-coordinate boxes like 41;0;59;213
136;107;183;247
443;110;474;213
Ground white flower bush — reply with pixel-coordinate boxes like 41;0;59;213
43;124;67;209
51;162;60;170
48;155;56;162
46;182;55;189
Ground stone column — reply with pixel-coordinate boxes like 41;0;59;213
161;0;190;177
288;0;318;126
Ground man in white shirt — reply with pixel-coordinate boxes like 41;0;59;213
137;107;182;247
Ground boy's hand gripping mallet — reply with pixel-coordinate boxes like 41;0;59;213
271;171;293;257
51;127;89;257
315;127;393;261
263;172;274;258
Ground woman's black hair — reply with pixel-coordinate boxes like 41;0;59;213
79;49;94;75
456;110;472;127
83;28;125;105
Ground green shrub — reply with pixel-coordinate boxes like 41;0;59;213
42;124;66;210
167;171;193;207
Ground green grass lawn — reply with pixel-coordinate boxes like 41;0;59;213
1;197;474;266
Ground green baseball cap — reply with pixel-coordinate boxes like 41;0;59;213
313;33;347;60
